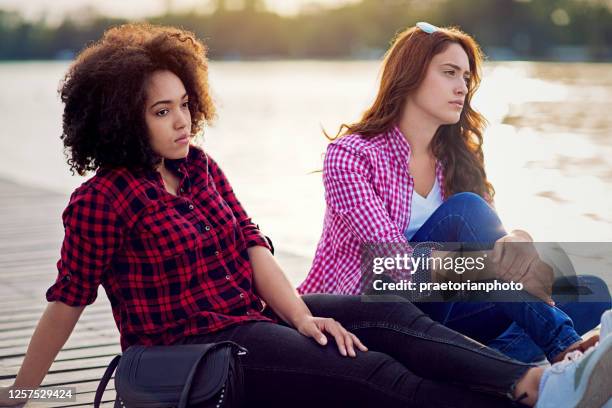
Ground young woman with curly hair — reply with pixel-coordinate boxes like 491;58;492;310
1;23;610;408
298;22;610;367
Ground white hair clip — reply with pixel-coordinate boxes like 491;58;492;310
416;21;439;34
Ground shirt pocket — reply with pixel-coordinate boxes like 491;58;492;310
196;188;241;248
126;202;201;260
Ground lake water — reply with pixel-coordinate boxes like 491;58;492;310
0;60;611;268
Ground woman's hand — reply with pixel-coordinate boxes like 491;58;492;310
293;315;368;357
492;229;536;279
247;246;367;357
492;229;555;306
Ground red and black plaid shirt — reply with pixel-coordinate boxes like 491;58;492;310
46;146;275;350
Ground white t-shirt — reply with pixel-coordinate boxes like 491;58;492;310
404;176;443;240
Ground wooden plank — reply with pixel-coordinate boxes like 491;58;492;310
0;310;112;332
0;316;116;338
0;260;58;271
0;340;119;360
0;255;57;265
0;345;120;369
0;330;119;351
0;320;117;342
0;243;59;252
0;304;111;324
0;299;107;313
0;263;57;274
1;355;117;378
0;366;112;388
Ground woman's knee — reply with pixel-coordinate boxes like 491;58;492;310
445;191;489;207
440;192;504;239
439;192;498;224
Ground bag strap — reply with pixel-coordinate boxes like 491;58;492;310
178;342;247;408
178;346;215;408
94;355;122;408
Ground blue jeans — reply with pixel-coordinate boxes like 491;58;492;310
408;192;612;363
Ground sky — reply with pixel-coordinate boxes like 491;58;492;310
0;0;359;22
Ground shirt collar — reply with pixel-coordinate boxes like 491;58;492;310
388;124;412;164
142;156;190;192
165;157;187;175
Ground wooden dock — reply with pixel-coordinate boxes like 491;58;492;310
0;178;310;407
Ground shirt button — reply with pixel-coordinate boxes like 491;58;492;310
188;204;194;210
225;275;231;280
180;188;184;193
205;225;211;231
239;293;244;298
214;250;220;256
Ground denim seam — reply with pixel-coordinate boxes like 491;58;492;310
424;214;481;244
454;214;482;244
497;331;530;353
521;303;553;327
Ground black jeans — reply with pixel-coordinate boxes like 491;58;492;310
181;294;533;407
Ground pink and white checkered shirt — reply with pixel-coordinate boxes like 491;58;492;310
298;125;446;295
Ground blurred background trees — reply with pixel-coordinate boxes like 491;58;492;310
0;0;610;60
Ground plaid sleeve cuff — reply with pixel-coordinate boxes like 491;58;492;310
243;223;274;254
45;262;99;306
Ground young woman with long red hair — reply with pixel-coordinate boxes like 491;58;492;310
299;22;611;366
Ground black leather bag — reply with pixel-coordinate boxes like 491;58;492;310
94;341;248;408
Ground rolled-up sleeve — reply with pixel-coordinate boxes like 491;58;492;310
46;187;124;306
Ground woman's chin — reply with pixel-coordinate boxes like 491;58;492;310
440;115;461;126
164;146;190;160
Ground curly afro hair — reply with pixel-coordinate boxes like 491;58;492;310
59;23;216;175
